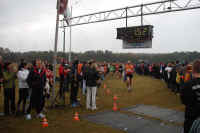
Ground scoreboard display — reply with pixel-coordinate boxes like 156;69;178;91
117;25;153;43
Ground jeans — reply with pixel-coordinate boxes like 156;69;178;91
70;81;79;104
17;88;28;113
86;86;97;110
82;80;86;95
27;88;43;114
4;88;16;115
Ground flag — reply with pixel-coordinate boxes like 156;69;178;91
59;0;68;15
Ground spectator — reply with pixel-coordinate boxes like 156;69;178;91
180;59;200;133
189;117;200;133
17;62;29;114
59;61;65;99
3;62;17;115
0;56;4;92
60;63;71;105
82;61;87;96
165;63;173;88
26;59;46;120
70;59;80;107
85;60;99;110
184;64;193;83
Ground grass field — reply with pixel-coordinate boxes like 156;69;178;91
0;74;184;133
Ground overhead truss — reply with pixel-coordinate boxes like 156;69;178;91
63;0;200;27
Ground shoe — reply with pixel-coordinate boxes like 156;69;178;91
71;103;77;108
128;87;132;92
26;114;32;120
37;113;45;119
86;106;91;110
91;107;98;111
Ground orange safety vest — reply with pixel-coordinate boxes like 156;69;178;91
78;63;83;75
184;72;192;82
125;64;134;74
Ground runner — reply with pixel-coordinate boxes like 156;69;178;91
125;61;134;92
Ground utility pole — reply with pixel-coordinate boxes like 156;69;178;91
125;7;128;28
52;0;60;107
141;4;143;26
63;19;66;53
69;6;72;63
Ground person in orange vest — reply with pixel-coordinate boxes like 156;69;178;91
184;64;193;83
125;60;134;92
78;63;83;76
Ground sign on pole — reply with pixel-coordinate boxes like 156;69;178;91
117;25;153;49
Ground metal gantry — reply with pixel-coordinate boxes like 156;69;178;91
63;0;200;27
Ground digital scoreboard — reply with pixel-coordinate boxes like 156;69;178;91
117;25;153;43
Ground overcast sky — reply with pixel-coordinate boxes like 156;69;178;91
0;0;200;53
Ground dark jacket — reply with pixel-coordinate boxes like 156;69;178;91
180;78;200;133
0;63;3;79
27;68;46;90
170;66;177;84
180;78;200;107
85;66;99;87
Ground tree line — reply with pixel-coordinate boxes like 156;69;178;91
0;47;200;64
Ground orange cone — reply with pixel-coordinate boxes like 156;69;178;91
74;112;80;121
42;118;48;128
113;95;118;101
113;102;118;111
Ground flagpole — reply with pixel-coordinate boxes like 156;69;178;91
52;0;60;107
63;19;66;53
69;6;72;63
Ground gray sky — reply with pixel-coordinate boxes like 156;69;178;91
0;0;200;53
